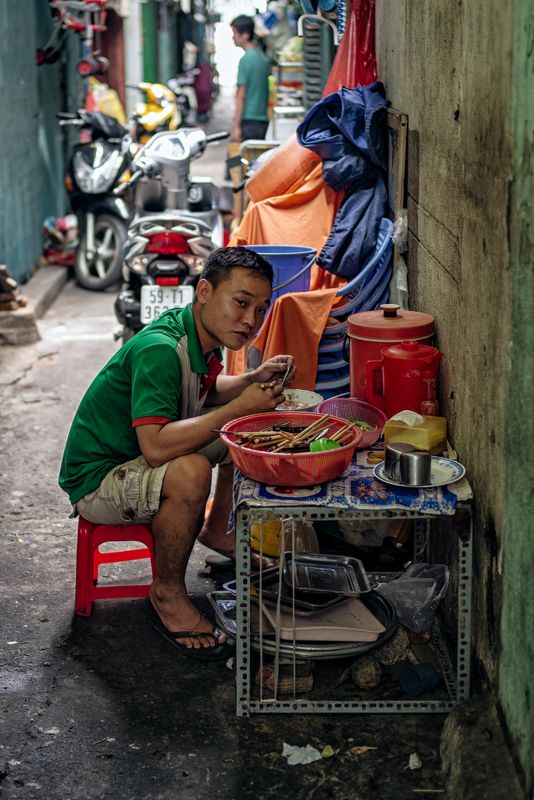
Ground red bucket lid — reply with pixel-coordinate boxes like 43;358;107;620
347;304;435;341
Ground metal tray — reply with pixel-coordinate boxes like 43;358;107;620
210;591;398;661
282;553;371;596
207;590;237;639
224;569;346;615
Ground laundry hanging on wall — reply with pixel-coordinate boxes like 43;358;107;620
297;81;389;279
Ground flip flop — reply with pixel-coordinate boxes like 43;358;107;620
148;602;234;662
205;552;235;568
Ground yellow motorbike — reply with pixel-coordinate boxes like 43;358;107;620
127;82;181;144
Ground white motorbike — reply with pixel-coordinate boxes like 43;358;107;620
114;128;230;343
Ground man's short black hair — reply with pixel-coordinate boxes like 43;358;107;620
200;246;273;289
231;14;255;40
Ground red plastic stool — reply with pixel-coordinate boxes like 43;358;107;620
74;516;157;617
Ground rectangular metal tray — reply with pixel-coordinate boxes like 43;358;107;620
207;590;238;639
282;553;371;596
224;569;346;616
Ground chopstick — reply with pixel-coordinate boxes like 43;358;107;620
330;423;356;442
211;420;291;437
215;414;357;454
271;414;330;452
278;358;293;388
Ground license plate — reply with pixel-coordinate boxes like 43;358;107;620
140;284;195;324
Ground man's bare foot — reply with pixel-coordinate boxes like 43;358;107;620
149;585;226;650
198;525;236;560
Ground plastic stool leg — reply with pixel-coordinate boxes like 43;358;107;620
75;518;96;617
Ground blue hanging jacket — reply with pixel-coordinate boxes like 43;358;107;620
297;82;390;278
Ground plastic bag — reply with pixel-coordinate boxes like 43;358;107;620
377;563;449;633
388;253;409;309
392;208;408;252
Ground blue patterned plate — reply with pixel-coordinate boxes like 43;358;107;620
373;456;465;489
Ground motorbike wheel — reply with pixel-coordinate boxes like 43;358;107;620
74;214;126;291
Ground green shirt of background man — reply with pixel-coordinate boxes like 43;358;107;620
237;47;270;122
58;304;222;505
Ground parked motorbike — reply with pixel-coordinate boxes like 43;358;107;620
127;82;181;144
114;127;230;344
58;110;132;290
167;69;199;126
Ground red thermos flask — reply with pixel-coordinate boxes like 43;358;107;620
366;340;444;418
347;304;435;403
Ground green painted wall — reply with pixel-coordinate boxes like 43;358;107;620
0;0;80;284
158;4;177;83
500;1;534;793
142;0;158;82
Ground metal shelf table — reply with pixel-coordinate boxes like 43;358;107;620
233;460;473;717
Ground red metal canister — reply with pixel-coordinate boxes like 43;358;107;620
347;304;435;402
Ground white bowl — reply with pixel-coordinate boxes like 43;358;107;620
275;388;324;412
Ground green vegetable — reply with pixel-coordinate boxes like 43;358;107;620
347;416;375;432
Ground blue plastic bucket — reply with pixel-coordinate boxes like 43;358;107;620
245;245;316;304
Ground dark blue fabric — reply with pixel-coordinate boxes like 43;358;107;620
296;82;390;278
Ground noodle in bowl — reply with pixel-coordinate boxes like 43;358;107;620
275;389;324;412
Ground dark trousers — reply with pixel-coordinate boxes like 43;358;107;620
241;120;269;141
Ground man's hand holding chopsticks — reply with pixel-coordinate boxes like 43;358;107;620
250;355;295;387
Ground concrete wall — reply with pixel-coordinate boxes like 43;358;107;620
376;0;532;791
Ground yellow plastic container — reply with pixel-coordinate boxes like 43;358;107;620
384;416;447;455
250;514;282;557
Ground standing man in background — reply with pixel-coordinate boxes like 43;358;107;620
230;15;270;142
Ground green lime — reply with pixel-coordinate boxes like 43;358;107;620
309;438;341;452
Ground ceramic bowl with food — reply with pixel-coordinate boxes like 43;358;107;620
275;388;324;412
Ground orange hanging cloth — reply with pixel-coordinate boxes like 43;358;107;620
226;0;378;377
247;288;339;390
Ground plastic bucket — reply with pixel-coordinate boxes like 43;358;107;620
245;245;316;304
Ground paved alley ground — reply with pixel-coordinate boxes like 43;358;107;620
0;89;453;799
0;288;451;800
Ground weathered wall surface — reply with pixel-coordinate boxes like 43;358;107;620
500;3;534;793
376;0;532;791
376;0;512;682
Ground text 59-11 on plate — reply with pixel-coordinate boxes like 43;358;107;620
140;284;195;324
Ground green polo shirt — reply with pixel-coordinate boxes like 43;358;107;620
237;46;270;122
58;305;222;505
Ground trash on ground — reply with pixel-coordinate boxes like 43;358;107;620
407;752;423;770
282;743;322;765
349;746;378;756
320;745;336;758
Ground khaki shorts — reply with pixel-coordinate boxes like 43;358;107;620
75;437;230;526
